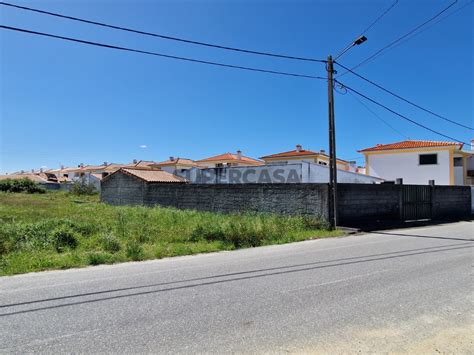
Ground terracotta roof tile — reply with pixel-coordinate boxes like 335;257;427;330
196;152;263;165
153;158;197;167
0;173;51;183
260;149;320;159
119;168;188;183
260;148;349;163
359;140;463;152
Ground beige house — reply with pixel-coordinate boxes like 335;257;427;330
151;157;198;173
260;145;352;171
196;151;263;168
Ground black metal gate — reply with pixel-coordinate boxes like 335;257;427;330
401;185;433;221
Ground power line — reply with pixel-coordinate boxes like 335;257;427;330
347;90;408;139
359;0;399;35
334;1;398;60
380;0;474;58
336;80;469;146
0;25;325;80
0;1;326;63
337;0;458;77
334;61;474;130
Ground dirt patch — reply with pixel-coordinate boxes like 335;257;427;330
293;314;473;354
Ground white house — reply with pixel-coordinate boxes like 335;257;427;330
359;140;474;186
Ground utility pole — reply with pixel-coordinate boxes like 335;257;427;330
326;35;367;230
327;55;338;229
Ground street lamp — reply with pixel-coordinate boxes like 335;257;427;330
335;35;368;60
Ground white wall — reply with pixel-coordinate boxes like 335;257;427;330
265;157;348;171
367;150;451;185
175;162;382;184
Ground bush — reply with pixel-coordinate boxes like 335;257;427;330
190;223;224;242
49;227;78;252
87;252;113;265
99;233;121;253
126;241;144;261
0;178;45;194
70;179;97;196
1;219;86;253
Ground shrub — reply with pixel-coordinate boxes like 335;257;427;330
1;219;88;253
49;227;78;252
70;179;97;196
126;241;144;261
190;223;225;242
87;252;112;265
0;178;45;194
99;233;121;253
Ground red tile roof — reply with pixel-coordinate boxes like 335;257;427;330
359;140;463;152
105;168;188;183
197;153;263;165
0;173;54;183
260;148;349;163
260;149;320;159
153;158;197;167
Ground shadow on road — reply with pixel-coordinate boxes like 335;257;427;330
341;217;473;232
1;241;472;317
368;231;474;242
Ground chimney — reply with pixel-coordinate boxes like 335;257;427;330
103;161;108;166
169;156;175;162
40;168;43;173
236;150;242;159
60;164;64;170
31;169;35;173
133;159;138;164
320;149;326;154
296;144;302;152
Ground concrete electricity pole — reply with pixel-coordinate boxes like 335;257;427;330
327;55;338;229
327;35;367;230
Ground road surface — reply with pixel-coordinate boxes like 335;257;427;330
1;221;473;353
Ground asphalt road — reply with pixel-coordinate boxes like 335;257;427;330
1;221;473;353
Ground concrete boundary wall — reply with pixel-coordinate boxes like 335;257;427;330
101;172;472;223
145;183;329;219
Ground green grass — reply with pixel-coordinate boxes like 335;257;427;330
0;191;342;275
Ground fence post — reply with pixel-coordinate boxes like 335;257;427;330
397;179;404;220
429;180;435;219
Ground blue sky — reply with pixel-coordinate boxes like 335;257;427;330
1;0;472;173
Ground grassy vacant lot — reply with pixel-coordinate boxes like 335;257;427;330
0;192;341;276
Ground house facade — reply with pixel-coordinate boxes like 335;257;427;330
260;145;353;171
359;140;474;186
196;151;264;168
151;157;198;173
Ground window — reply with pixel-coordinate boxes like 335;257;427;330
453;157;463;167
419;154;437;165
